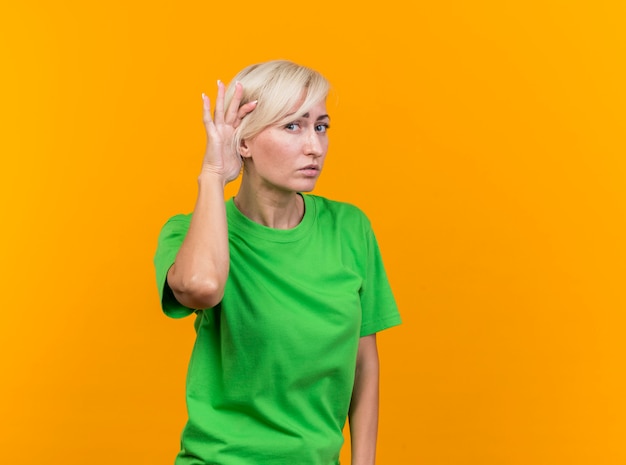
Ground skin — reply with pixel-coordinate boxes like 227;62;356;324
167;80;380;464
236;99;330;228
350;334;380;465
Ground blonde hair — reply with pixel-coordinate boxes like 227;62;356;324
223;60;330;155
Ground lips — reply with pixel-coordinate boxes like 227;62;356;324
298;164;321;177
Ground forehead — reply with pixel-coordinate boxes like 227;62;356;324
289;99;328;119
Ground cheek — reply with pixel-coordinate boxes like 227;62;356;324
270;140;295;161
258;132;291;157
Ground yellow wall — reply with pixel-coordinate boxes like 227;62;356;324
2;1;625;464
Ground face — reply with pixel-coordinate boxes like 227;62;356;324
240;99;330;194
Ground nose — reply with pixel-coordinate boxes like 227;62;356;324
304;128;324;157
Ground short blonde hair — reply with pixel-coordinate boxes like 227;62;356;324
224;60;330;155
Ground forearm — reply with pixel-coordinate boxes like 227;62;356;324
167;172;229;309
349;334;380;465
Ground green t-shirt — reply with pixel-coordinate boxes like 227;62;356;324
154;194;401;465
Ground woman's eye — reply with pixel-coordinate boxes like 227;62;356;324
316;124;330;133
285;122;299;131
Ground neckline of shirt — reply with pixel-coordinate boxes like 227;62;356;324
226;194;317;243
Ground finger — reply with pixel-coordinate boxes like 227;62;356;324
214;80;225;125
224;81;243;125
202;93;221;142
232;100;258;129
202;93;213;127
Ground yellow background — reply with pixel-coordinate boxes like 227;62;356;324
2;1;625;464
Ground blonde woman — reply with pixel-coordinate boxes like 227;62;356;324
154;60;401;465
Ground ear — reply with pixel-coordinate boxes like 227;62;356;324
239;138;252;159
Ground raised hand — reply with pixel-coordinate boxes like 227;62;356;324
201;80;257;183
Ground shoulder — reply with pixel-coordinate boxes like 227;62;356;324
162;213;193;225
306;194;371;226
157;213;193;240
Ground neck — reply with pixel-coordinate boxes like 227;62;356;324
234;181;304;229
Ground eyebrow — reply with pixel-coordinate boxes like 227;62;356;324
299;112;331;121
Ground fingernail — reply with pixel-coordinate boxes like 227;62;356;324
251;100;258;105
217;79;221;87
202;93;206;100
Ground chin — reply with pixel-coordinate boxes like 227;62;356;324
295;180;319;193
273;177;319;194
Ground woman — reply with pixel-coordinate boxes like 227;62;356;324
154;60;401;465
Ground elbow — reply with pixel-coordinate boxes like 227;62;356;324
170;274;225;309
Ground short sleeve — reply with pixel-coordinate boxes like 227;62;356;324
359;226;402;337
153;214;195;318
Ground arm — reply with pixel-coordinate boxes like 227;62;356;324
349;334;380;465
167;81;256;309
